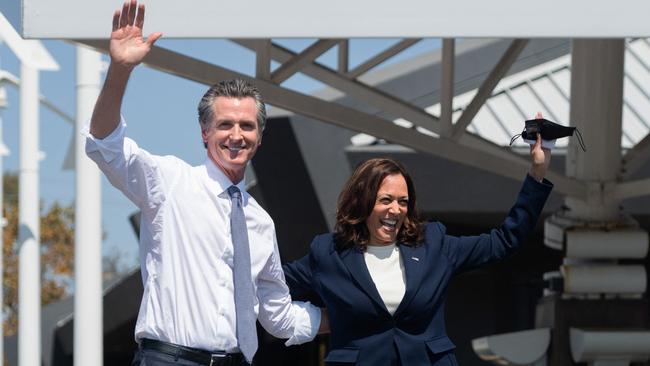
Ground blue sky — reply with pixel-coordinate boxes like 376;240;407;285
0;1;440;269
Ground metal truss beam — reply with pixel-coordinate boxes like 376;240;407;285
234;39;537;170
611;177;650;200
235;39;440;130
270;39;338;84
622;132;650;179
451;39;529;140
440;38;454;137
346;39;421;79
255;40;271;80
76;39;585;199
338;40;349;73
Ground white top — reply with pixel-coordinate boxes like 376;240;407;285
84;118;320;353
364;244;406;315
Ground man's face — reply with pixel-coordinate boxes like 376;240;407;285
202;96;261;183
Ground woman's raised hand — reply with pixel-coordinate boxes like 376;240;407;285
529;112;551;182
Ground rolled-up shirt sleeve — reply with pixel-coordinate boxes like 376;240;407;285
256;236;321;346
83;116;129;164
83;116;165;212
282;301;321;346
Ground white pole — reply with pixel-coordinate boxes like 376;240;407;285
0;43;4;366
565;40;625;220
0;40;7;363
74;46;103;366
18;64;40;366
0;86;7;366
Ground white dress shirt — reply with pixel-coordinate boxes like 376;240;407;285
364;244;406;315
84;118;320;353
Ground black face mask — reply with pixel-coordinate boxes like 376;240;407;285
510;118;586;151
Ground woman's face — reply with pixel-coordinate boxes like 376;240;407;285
366;174;409;245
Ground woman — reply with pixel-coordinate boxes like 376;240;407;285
284;133;553;366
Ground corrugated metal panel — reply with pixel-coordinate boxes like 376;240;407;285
355;39;650;151
448;38;650;150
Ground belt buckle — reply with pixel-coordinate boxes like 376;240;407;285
209;353;227;366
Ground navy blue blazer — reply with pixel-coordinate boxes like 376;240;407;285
283;175;553;366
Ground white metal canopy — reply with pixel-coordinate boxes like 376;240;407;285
21;0;650;39
0;13;57;70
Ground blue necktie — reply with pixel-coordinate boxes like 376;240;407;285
227;185;257;363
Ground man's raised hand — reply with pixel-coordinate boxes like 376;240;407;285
110;0;162;70
89;1;161;139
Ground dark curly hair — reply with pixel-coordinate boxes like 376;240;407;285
334;158;423;251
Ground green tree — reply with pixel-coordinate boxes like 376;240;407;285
2;173;75;336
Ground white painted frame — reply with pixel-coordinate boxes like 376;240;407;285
22;0;650;39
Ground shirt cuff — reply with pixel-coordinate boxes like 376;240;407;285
83;116;127;163
284;301;321;346
523;138;556;150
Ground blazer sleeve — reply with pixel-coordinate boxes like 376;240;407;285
441;174;553;274
283;236;325;307
284;254;313;299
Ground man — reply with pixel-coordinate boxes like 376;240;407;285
85;1;323;365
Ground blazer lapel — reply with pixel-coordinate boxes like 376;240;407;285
394;244;427;316
339;247;389;313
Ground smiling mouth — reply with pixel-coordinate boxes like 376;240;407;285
222;144;246;153
380;218;398;231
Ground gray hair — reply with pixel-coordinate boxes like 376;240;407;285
197;78;267;133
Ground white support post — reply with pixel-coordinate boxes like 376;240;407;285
538;41;646;365
565;40;625;220
0;44;7;364
74;45;103;366
0;84;7;366
18;64;40;366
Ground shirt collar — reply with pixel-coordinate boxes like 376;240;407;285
204;158;248;198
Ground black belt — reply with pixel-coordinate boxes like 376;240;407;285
140;338;246;366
